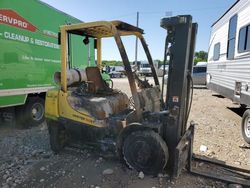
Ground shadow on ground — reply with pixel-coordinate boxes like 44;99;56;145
212;94;225;98
227;107;248;118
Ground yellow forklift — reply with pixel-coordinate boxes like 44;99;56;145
45;16;250;185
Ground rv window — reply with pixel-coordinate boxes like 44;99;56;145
213;43;220;61
227;15;238;59
238;25;250;53
246;26;250;50
228;15;237;39
238;27;247;53
228;39;236;59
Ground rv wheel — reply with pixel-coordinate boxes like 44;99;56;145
241;109;250;144
48;120;67;153
122;130;169;175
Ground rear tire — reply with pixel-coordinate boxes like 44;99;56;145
48;120;67;153
241;109;250;144
16;97;45;128
122;130;169;175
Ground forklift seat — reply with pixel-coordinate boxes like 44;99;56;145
85;67;110;93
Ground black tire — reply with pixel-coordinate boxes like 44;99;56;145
48;120;67;153
241;109;250;144
122;130;169;175
16;97;45;128
240;104;247;109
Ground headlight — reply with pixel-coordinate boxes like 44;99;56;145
206;73;211;84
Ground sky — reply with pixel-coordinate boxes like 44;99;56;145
40;0;236;61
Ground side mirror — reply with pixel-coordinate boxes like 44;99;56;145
83;36;89;45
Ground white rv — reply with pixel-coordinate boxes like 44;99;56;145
207;0;250;144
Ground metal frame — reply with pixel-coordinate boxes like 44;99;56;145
160;15;196;175
59;21;160;120
161;15;250;186
190;154;250;186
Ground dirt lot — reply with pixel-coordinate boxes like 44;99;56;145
0;78;249;188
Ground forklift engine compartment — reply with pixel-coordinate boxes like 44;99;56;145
67;66;130;120
68;89;129;120
45;16;197;178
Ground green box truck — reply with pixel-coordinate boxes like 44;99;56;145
0;0;95;126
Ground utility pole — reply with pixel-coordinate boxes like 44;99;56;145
135;12;139;66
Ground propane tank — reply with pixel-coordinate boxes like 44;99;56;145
54;69;87;86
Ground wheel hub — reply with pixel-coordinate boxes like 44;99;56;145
245;117;250;138
31;103;44;121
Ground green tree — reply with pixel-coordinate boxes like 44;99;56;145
194;51;207;65
102;60;123;66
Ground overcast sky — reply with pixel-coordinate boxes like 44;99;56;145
41;0;236;61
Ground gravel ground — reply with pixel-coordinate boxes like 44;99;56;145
0;77;249;188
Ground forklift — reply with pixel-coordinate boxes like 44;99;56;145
45;15;250;186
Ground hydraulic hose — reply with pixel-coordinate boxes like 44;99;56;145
185;73;194;126
161;35;169;109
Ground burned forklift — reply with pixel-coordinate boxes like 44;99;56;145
45;15;250;186
45;20;167;175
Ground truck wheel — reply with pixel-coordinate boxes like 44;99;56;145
48;120;67;153
16;97;45;128
122;130;169;175
241;109;250;144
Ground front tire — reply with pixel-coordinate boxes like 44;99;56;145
241;109;250;144
48;120;67;153
122;130;169;175
240;104;247;109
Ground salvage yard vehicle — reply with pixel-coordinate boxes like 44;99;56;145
163;64;207;86
192;64;207;85
137;60;158;76
108;66;125;78
0;0;95;127
206;0;250;144
45;16;250;186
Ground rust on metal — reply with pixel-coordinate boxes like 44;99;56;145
139;36;159;86
59;20;160;120
111;25;142;121
68;90;129;120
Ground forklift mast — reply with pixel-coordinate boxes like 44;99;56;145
161;16;250;186
160;15;197;174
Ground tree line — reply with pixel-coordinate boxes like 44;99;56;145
102;51;207;66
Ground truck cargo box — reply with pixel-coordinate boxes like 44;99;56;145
0;0;95;126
